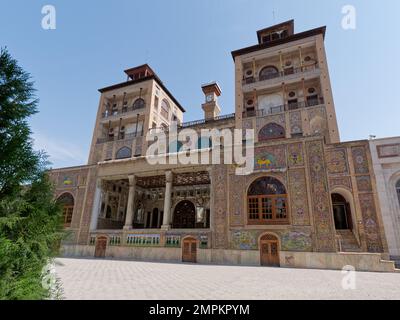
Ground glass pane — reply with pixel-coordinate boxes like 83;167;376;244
261;197;273;220
248;198;259;220
275;197;287;219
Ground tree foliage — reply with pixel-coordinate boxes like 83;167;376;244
0;48;63;299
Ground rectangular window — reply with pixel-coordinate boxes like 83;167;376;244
247;195;288;225
154;96;159;109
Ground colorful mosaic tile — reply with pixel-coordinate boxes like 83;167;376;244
306;140;336;252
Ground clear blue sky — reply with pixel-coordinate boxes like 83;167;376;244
1;0;399;168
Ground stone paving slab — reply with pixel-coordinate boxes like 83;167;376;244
55;258;400;300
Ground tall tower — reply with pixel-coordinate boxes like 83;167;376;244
231;20;340;144
201;82;222;120
87;64;185;165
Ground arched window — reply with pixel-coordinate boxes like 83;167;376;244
247;177;288;225
396;180;400;206
258;123;285;141
116;147;132;159
259;66;280;81
57;193;74;227
133;98;145;110
172;200;196;229
160;99;170;119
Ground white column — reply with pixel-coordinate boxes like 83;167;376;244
162;171;173;229
123;175;136;230
90;179;102;231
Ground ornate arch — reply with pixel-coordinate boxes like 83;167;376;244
172;200;196;229
258;122;285;141
132;98;145;110
259;65;280;81
116;146;132;159
258;232;281;248
330;188;356;231
247;176;288;225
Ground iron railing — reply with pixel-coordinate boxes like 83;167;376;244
96;132;142;144
102;103;146;119
242;63;319;86
243;97;324;118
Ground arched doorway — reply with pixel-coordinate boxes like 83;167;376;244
57;193;74;228
331;193;353;230
259;234;280;267
182;237;197;263
172;200;196;228
94;236;107;258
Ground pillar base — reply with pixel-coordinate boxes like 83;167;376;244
161;225;171;231
123;225;132;230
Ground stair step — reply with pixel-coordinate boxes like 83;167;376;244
336;230;361;253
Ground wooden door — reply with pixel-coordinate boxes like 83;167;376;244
182;237;197;263
260;234;280;267
94;236;107;258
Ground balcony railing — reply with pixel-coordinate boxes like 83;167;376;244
243;97;324;118
96;132;142;144
179;113;236;128
150;113;236;133
242;63;319;86
102;103;146;119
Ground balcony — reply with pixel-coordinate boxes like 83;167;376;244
243;97;324;118
242;63;319;90
149;113;236;133
179;113;236;129
101;103;146;121
97;132;142;144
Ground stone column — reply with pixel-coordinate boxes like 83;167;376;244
123;175;136;230
162;171;173;229
89;179;102;231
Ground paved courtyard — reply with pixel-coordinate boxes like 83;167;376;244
55;258;400;300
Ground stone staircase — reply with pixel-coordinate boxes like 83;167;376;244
390;256;400;269
336;230;362;252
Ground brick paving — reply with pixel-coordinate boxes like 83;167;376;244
55;258;400;300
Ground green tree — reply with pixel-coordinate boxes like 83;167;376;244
0;47;64;299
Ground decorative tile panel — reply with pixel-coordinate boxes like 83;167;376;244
288;168;310;225
326;148;349;175
358;193;383;252
306;140;336;252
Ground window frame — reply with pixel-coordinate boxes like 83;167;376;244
247;194;288;225
247;177;289;225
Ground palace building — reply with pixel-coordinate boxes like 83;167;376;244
50;20;398;272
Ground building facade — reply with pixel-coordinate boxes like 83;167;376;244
370;137;400;261
50;20;396;272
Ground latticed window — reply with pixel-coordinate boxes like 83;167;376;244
133;98;145;110
259;66;280;81
115;147;132;159
247;177;288;225
258;123;285;141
